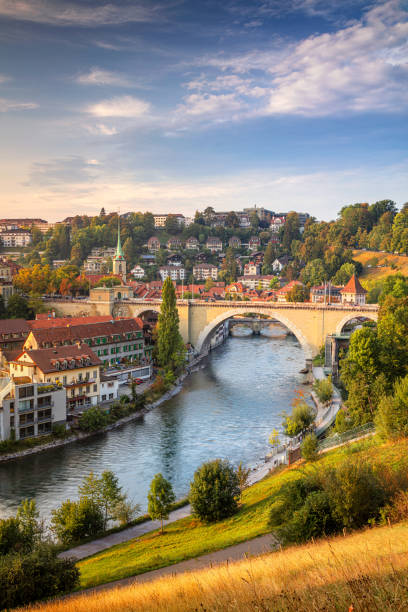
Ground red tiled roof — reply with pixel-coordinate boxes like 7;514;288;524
29;316;113;329
340;274;367;294
15;343;101;374
0;319;31;336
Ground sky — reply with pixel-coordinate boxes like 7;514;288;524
0;0;407;222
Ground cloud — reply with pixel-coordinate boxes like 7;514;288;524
76;68;131;86
0;98;38;112
87;95;150;118
0;0;159;27
191;0;408;118
0;73;10;83
87;123;119;136
26;156;101;186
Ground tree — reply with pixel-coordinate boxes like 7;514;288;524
375;375;408;439
156;277;185;372
262;241;276;274
0;517;26;555
98;276;121;287
249;211;259;231
16;499;42;550
332;262;356;286
286;284;309;302
301;433;318;461
269;277;280;289
236;462;251;502
0;295;6;319
226;211;239;228
6;295;33;319
269;428;280;448
50;498;104;545
164;215;180;234
204;277;215;291
219;247;237;284
282;212;300;252
189;459;240;522
78;407;108;432
282;402;315;438
300;258;326;286
147;473;175;534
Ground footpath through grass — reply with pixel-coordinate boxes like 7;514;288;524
78;436;408;589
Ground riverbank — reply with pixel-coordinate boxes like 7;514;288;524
0;355;209;464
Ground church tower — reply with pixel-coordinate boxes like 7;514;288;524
112;217;127;284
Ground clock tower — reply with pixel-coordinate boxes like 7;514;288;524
112;217;127;284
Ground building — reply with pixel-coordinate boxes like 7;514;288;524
158;266;186;282
340;275;367;305
270;216;286;233
153;214;185;228
52;259;69;269
99;375;120;403
244;261;261;276
276;280;304;303
193;263;218;281
131;265;145;279
229;236;241;249
9;344;101;412
248;236;261;251
112;219;127;283
206;237;223;252
84;256;104;274
0;319;31;351
23;318;150;367
238;275;277;290
0;230;32;248
0;282;13;306
166;237;183;251
185;236;199;250
237;213;251;228
0;261;13;282
0;378;66;441
91;247;116;258
272;255;290;273
0;218;47;231
243;206;274;222
147;236;161;252
310;284;342;304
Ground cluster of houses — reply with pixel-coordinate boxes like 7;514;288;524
0;313;154;443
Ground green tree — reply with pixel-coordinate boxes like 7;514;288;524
282;402;315;438
282;212;300;252
262;241;276;275
300;258;326;286
16;499;42;550
189;459;240;522
219;247;237;284
236;462;251;502
269;277;280;289
0;517;26;555
50;498;104;545
98;276;121;287
6;294;33;319
331;262;356;286
156;277;185;372
147;473;175;534
78;407;108;432
286;284;309;302
301;433;318;461
375;375;408;439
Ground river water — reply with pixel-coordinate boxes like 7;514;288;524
0;326;306;520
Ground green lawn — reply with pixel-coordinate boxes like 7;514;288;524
78;436;408;589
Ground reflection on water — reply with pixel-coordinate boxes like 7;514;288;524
0;327;305;520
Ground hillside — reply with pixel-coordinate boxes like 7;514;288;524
353;249;408;285
22;520;408;611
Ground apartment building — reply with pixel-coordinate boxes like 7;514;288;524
193;263;218;281
159;266;186;282
238;275;277;290
9;344;101;411
206;237;223;252
23;318;151;368
244;262;261;276
0;230;32;247
185;236;199;250
147;236;161;252
153;214;185;228
0;378;66;441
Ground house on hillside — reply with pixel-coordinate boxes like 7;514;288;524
185;236;199;250
340;275;367;305
147;236;161;252
166;237;183;251
206;237;223;252
229;236;241;249
272;255;290;273
248;236;261;251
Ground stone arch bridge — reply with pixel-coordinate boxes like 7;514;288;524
45;296;378;360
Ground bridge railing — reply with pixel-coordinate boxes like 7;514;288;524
318;423;375;452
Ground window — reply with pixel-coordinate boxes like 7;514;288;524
19;399;34;412
10;416;14;427
104;349;108;356
19;412;34;425
111;348;115;354
101;394;107;401
96;338;100;345
18;386;34;399
102;337;107;344
86;385;90;393
38;422;51;434
109;393;114;400
93;370;97;378
93;384;97;392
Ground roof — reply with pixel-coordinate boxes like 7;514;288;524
114;218;125;261
30;316;113;329
341;274;367;294
0;319;31;336
193;263;217;269
15;344;101;374
206;237;222;243
277;280;303;294
25;318;143;348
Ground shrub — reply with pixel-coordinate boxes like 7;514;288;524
375;375;408;439
190;459;240;522
78;407;109;432
282;402;315;438
381;490;408;524
313;378;333;404
51;497;104;545
52;423;67;437
301;433;318;461
278;490;339;544
0;517;27;555
0;545;79;609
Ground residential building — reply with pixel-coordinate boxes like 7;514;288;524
0;218;47;231
158;266;186;282
193;263;218;281
0;261;13;282
84;256;104;274
237;213;250;228
310;284;342;304
229;236;241;249
340;275;367;305
153;214;185;228
244;261;261;276
0;230;32;247
0;282;13;306
9;344;101;411
0;378;66;441
248;236;261;251
238;275;277;290
185;236;199;250
243;206;274;222
167;254;182;266
52;259;69;269
0;319;31;351
90;247;116;258
206;237;223;252
272;255;290;273
147;236;161;252
270;216;286;233
140;254;156;265
276;280;304;302
100;375;119;403
131;265;145;279
23;318;150;367
166;237;183;250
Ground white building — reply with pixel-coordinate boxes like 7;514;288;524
0;230;32;247
0;379;66;442
206;237;223;252
244;262;261;276
153;214;185;228
99;375;119;403
131;265;145;279
193;263;218;280
159;266;186;281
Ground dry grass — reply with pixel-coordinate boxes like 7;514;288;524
24;521;408;612
353;249;408;285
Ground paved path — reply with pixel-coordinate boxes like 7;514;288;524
74;533;278;597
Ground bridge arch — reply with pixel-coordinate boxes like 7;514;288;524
335;312;378;336
195;308;313;360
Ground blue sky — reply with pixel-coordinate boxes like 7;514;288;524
0;0;407;221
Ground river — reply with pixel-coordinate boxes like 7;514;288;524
0;325;306;520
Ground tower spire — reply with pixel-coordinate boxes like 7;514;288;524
115;214;124;260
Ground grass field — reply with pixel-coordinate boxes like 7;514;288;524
353;249;408;286
75;436;408;590
24;518;408;611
